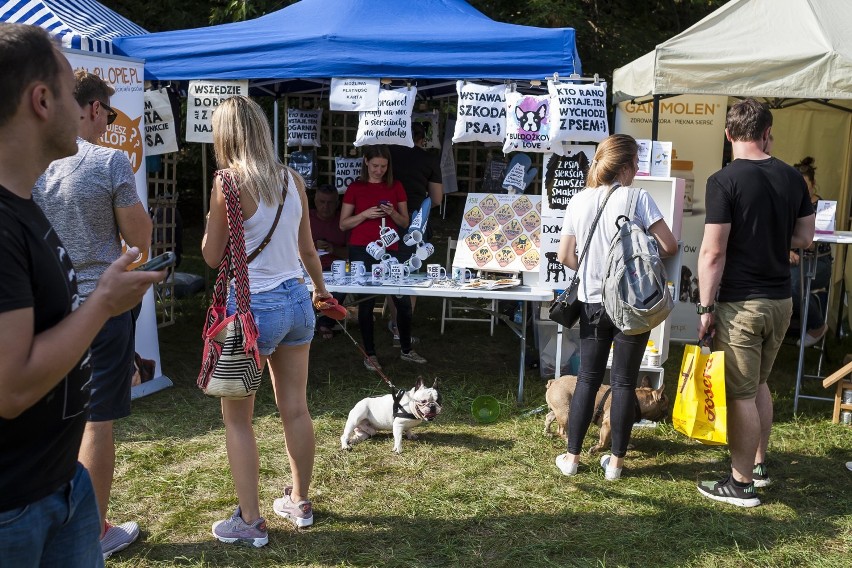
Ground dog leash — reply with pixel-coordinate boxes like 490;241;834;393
337;322;400;391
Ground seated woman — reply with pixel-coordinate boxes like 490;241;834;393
789;156;832;347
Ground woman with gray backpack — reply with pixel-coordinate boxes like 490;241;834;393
554;134;678;480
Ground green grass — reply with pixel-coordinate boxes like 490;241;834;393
108;219;852;567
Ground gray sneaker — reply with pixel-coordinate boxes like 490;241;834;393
101;521;140;559
273;488;313;528
364;355;382;371
697;475;760;507
400;350;427;364
211;507;269;548
392;334;419;347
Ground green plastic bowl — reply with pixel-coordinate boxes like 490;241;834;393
471;395;500;424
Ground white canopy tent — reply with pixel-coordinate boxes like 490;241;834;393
612;0;852;337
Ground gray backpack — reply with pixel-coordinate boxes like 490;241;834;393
602;187;673;335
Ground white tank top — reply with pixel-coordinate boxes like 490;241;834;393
242;171;304;294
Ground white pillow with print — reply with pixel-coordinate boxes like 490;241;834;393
354;87;416;147
503;91;553;154
452;81;507;144
286;108;322;147
548;81;609;146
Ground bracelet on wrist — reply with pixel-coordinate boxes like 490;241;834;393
696;303;715;315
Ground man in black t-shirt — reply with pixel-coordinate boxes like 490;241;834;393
696;99;814;507
0;24;165;566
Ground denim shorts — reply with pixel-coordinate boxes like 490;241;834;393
227;278;314;355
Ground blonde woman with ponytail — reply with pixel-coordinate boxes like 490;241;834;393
554;134;677;480
202;96;330;546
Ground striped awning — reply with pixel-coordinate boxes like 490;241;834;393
0;0;147;54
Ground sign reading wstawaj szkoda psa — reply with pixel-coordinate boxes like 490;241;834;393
186;80;249;143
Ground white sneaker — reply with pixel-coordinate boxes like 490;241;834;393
846;461;852;472
555;453;578;476
400;350;427;364
600;454;622;480
101;521;140;559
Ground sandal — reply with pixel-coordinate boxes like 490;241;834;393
318;325;334;340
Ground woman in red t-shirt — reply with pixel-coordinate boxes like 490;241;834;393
340;145;427;370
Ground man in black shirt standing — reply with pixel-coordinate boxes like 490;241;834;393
696;99;814;507
0;24;165;565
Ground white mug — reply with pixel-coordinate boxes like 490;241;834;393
371;263;389;284
452;266;473;283
415;242;435;260
426;264;447;280
366;240;385;260
331;260;347;281
405;255;422;270
350;261;367;282
390;264;411;280
379;226;400;248
403;229;423;247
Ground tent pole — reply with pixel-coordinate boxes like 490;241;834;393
274;97;279;156
651;95;660;141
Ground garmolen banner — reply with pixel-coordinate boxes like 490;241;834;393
63;49;170;399
615;94;727;342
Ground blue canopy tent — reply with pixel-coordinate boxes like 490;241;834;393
0;0;147;53
113;0;581;93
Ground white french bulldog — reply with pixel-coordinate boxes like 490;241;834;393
340;377;442;453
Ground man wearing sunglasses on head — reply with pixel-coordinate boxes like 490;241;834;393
32;70;152;560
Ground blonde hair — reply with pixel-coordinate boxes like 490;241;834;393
212;95;287;206
586;134;639;188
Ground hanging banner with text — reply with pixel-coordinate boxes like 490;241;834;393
286;108;322;147
354;87;416;147
335;157;363;194
548;81;609;146
143;88;178;156
541;145;595;217
452;81;507;144
330;78;381;112
186;80;249;143
63;50;168;398
615;95;727;341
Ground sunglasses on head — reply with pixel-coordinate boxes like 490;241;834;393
90;100;117;125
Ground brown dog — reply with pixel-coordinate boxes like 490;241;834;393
543;374;669;453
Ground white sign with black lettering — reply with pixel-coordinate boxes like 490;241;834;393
143;88;177;156
548;81;609;145
538;216;574;290
287;108;322;147
186;80;248;143
335;157;363;194
329;78;381;112
354;87;416;147
452;81;507;143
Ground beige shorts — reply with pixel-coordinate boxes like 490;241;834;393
713;298;793;400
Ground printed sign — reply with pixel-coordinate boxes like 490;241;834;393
354;87;416;147
329;78;381;112
286;108;322;147
143;89;177;156
413;111;441;149
440;117;459;194
636;139;652;176
541;145;595;216
454;193;542;273
537;215;575;290
548;81;609;145
650;141;673;177
186;80;249;143
452;81;507;143
815;200;837;234
335;157;362;194
503;92;552;153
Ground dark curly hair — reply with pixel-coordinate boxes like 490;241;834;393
794;156;816;186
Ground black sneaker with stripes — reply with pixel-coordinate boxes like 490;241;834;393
697;474;761;507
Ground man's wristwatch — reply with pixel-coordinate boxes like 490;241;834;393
696;303;715;315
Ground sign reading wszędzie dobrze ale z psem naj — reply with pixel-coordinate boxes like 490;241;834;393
186;80;249;143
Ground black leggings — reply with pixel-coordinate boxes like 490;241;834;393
567;303;650;458
348;246;413;354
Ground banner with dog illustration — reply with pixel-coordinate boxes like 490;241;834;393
673;344;727;445
541;145;595;217
537;216;575;290
503;92;553;154
454;193;542;273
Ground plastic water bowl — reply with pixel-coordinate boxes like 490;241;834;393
471;395;500;424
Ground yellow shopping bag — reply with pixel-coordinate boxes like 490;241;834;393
672;343;727;445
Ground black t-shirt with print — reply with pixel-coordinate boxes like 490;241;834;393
0;184;92;511
704;157;812;302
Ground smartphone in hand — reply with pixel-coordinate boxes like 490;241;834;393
133;251;176;271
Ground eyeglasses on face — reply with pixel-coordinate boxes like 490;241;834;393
89;100;117;125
